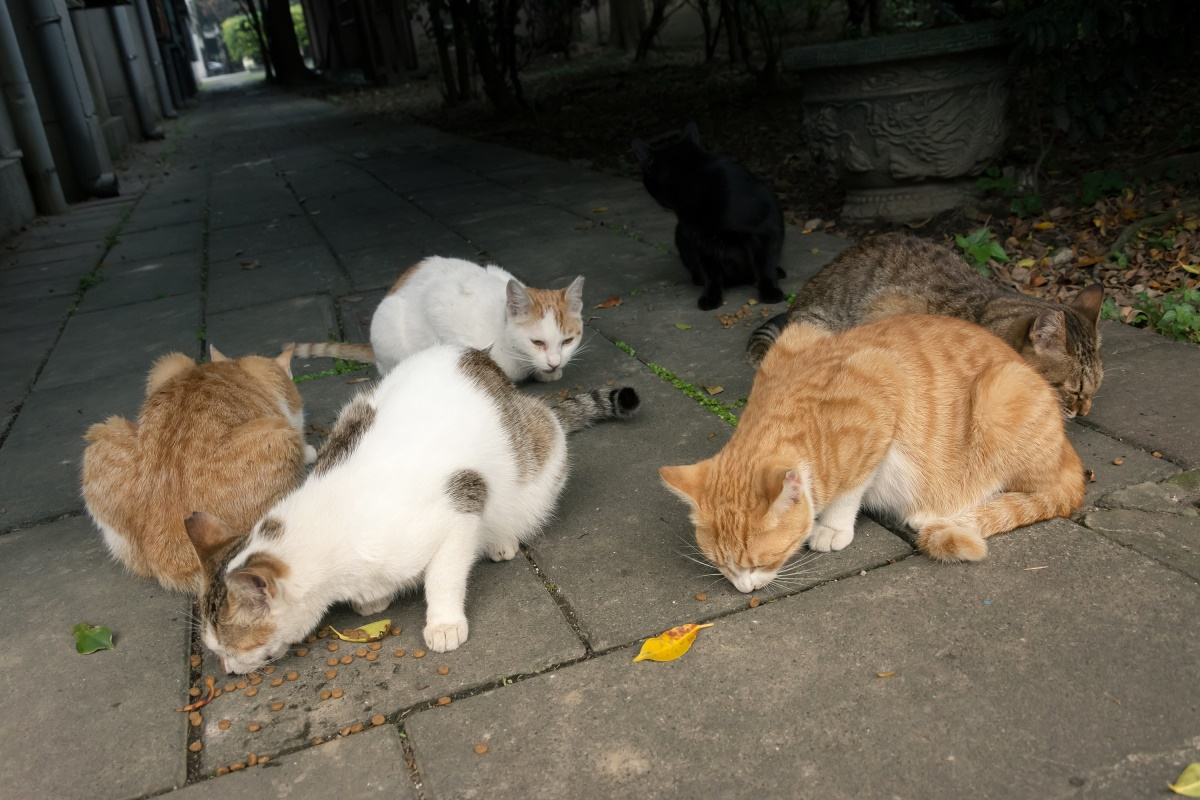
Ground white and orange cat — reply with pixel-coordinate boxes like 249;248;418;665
189;344;640;674
661;315;1085;593
292;256;585;381
82;346;315;594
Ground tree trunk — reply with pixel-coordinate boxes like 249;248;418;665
634;0;671;61
263;0;313;85
608;0;646;51
448;0;519;111
237;0;273;81
427;0;460;102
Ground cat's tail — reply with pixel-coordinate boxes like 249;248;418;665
553;387;641;433
287;342;376;363
745;313;788;369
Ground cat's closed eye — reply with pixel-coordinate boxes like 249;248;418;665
562;338;574;345
531;340;545;347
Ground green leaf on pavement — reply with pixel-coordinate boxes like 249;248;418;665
72;623;114;655
674;323;692;330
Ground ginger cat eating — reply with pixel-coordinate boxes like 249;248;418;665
662;315;1085;592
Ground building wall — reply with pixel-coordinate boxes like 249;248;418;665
0;98;36;237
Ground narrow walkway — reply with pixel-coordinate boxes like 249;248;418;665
0;80;1197;800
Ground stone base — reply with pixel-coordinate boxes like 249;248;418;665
100;116;131;162
841;180;978;223
0;158;35;238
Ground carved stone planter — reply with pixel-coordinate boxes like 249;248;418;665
785;21;1014;223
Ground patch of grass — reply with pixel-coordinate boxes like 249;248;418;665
954;227;1009;276
1132;287;1200;343
614;341;738;426
293;359;371;384
196;324;206;341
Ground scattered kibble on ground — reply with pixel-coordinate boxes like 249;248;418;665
294;648;308;657
326;669;337;680
327;657;338;667
695;593;707;602
341;655;353;665
286;671;298;682
216;767;229;777
327;642;339;652
331;688;344;699
218;719;231;731
245;687;258;697
188;687;201;698
248;722;261;732
475;744;489;755
414;649;426;659
372;714;386;726
247;753;258;767
437;696;451;706
270;677;283;687
749;597;761;608
189;655;201;668
437;665;450;675
188;741;202;752
320;690;332;701
356;647;368;657
393;649;406;658
1113;457;1124;465
271;701;284;712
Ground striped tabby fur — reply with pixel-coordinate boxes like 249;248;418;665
553;387;641;433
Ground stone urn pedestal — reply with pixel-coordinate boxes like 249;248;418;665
785;21;1013;223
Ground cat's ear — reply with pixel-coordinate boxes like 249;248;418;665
1070;284;1104;326
275;344;295;378
564;276;585;316
209;345;229;362
765;463;810;518
681;122;700;145
506;280;532;319
660;460;712;508
1029;309;1067;357
184;511;239;565
632;139;654;167
227;556;287;613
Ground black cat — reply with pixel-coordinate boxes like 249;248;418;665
633;123;785;310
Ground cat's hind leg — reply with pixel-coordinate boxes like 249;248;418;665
351;594;394;616
422;514;480;652
753;238;786;305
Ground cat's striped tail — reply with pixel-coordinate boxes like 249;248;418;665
287;342;376;363
745;313;789;368
553;387;641;433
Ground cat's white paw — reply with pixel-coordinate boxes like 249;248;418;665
303;444;318;464
487;541;520;562
351;596;391;616
533;368;563;382
424;619;469;652
807;524;854;552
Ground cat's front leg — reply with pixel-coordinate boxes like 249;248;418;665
486;534;521;562
675;224;706;286
805;484;867;552
697;272;725;310
422;516;478;652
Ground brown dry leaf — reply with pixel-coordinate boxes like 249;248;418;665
593;295;622;309
704;386;724;395
241;260;262;270
176;676;215;712
876;671;897;678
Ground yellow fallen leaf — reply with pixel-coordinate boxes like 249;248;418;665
876;671;897;678
1169;762;1200;796
800;228;814;234
329;620;391;642
704;386;724;395
1033;221;1055;230
1178;263;1200;275
632;623;714;662
1016;257;1036;268
591;206;609;213
810;248;820;254
747;298;759;305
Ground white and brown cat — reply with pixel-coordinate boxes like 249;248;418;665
292;256;585;381
82;346;315;594
189;344;640;673
664;314;1085;593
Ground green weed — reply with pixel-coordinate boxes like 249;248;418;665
955;228;1009;276
293;359;371;383
1132;288;1200;343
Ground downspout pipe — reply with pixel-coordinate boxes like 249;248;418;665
25;0;117;198
108;5;164;139
132;0;176;118
0;0;67;214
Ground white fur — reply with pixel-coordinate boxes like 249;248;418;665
206;344;571;672
370;257;583;381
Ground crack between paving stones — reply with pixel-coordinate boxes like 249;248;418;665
274;162;357;289
521;546;595;656
183;600;205;785
196;187;212;361
398;721;427;799
0;508;86;538
1077;522;1200;586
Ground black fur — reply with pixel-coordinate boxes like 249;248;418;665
633;123;785;310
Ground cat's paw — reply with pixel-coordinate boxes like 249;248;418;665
351;596;391;616
487;541;520;562
303;444;318;464
806;524;854;552
759;286;786;305
698;294;723;311
424;618;469;652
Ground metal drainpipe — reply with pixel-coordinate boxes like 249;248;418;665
0;0;67;214
132;0;176;119
24;0;117;198
107;5;164;139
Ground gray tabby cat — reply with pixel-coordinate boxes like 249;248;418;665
745;234;1104;418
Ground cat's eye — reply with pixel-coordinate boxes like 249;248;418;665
562;338;574;345
531;340;545;347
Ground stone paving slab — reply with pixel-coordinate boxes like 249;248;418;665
205;248;348;314
0;292;75;333
37;293;201;390
121;197;206;234
1067;422;1181;503
525;335;914;652
338;234;481;292
409;518;1200;800
207;215;325;264
205;295;339;377
195;549;584;773
77;250;203;312
1;238;106;271
0;322;58;433
106;221;206;264
173;726;416;798
0;271;78;303
0;516;191;800
0;370;144;530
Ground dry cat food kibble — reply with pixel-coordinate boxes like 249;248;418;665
393;649;406;658
224;683;237;693
326;669;337;680
436;696;451;706
189;655;201;668
1153;451;1163;458
188;712;202;727
369;642;382;651
236;680;248;690
271;702;284;712
263;665;276;674
749;597;761;608
247;753;258;767
695;592;707;601
260;756;270;764
230;762;245;772
188;687;201;698
475;744;489;756
365;652;378;662
312;737;324;746
294;648;308;657
392;626;402;637
356;647;368;658
371;714;386;726
327;657;339;667
245;687;258;697
331;688;344;699
216;767;229;777
413;649;426;659
248;722;261;733
349;722;364;734
1113;457;1125;465
286;671;298;682
188;741;202;753
218;719;231;731
270;677;283;687
320;690;332;701
305;635;316;644
249;674;261;685
327;642;339;652
340;655;353;665
437;665;450;676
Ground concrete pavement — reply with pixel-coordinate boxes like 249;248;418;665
1;78;1197;799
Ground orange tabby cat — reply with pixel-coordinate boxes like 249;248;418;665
661;315;1085;592
82;345;315;594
